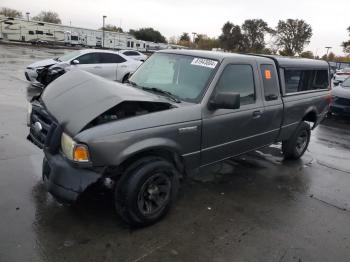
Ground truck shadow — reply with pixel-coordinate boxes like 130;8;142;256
30;145;312;261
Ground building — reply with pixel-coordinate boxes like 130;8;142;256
0;15;177;52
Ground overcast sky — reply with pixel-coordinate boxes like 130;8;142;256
2;0;349;55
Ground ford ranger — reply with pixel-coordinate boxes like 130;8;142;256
27;50;331;226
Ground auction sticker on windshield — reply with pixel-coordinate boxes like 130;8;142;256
191;58;218;68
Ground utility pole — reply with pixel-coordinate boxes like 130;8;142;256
102;15;107;48
325;46;332;60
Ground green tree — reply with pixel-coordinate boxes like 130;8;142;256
194;34;219;50
0;7;22;18
342;26;350;53
241;19;274;53
129;28;166;43
179;32;190;42
32;11;61;24
99;24;123;32
219;21;244;52
328;52;336;61
300;51;314;59
275;19;312;56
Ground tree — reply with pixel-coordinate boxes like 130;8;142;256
179;32;190;42
300;51;314;59
129;28;166;43
342;26;350;53
0;7;22;18
219;21;244;52
99;24;123;32
275;19;312;56
328;52;336;61
241;19;274;53
32;11;61;24
193;34;219;50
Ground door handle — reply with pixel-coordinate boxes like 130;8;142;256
94;66;102;69
252;110;263;118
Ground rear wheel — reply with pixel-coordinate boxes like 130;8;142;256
115;157;179;227
282;121;311;160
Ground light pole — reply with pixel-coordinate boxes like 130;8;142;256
192;32;197;48
325;46;332;60
102;15;107;48
26;12;30;21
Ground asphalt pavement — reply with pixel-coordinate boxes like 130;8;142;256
1;44;350;262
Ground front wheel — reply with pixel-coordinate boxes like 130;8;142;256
282;121;311;160
115;157;179;227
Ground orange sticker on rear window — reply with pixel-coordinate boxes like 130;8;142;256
265;70;271;79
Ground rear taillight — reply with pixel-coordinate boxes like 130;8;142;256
337;72;350;75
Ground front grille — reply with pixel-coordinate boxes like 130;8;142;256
28;103;61;153
334;97;350;106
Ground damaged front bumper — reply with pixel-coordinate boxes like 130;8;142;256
43;151;102;203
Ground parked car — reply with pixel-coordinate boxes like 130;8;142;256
330;77;350;117
27;50;330;227
333;68;350;85
25;49;142;86
119;50;148;61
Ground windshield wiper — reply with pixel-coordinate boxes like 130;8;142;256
141;87;181;103
128;81;181;103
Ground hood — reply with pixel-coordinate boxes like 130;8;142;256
42;69;171;135
332;86;350;99
27;58;57;69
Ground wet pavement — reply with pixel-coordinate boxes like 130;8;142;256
1;44;350;262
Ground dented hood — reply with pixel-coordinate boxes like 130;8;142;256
42;69;166;135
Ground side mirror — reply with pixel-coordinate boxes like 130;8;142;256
209;92;240;110
71;59;80;65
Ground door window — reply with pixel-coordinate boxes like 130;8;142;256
75;53;100;64
215;64;256;106
99;53;126;63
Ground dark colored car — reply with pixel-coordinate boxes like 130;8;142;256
27;50;331;226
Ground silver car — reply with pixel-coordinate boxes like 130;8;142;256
25;49;142;85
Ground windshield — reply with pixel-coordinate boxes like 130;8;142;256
342;77;350;89
58;50;82;62
129;53;218;103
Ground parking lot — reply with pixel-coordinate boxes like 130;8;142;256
1;43;350;261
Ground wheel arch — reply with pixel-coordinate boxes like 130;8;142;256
302;107;318;129
115;138;186;176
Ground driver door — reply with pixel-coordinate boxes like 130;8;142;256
201;61;267;165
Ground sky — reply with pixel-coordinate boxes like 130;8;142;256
2;0;349;55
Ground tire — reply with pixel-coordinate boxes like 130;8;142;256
115;157;179;227
282;121;311;160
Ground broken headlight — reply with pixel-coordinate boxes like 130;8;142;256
61;132;90;162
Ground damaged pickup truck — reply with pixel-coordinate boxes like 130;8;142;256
27;50;331;226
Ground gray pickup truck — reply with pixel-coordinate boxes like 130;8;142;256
28;50;330;226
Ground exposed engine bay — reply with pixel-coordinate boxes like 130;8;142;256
85;101;174;129
36;66;66;87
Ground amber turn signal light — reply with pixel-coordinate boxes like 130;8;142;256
73;144;90;162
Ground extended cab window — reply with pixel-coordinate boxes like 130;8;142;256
260;64;279;101
284;69;329;94
215;64;255;106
